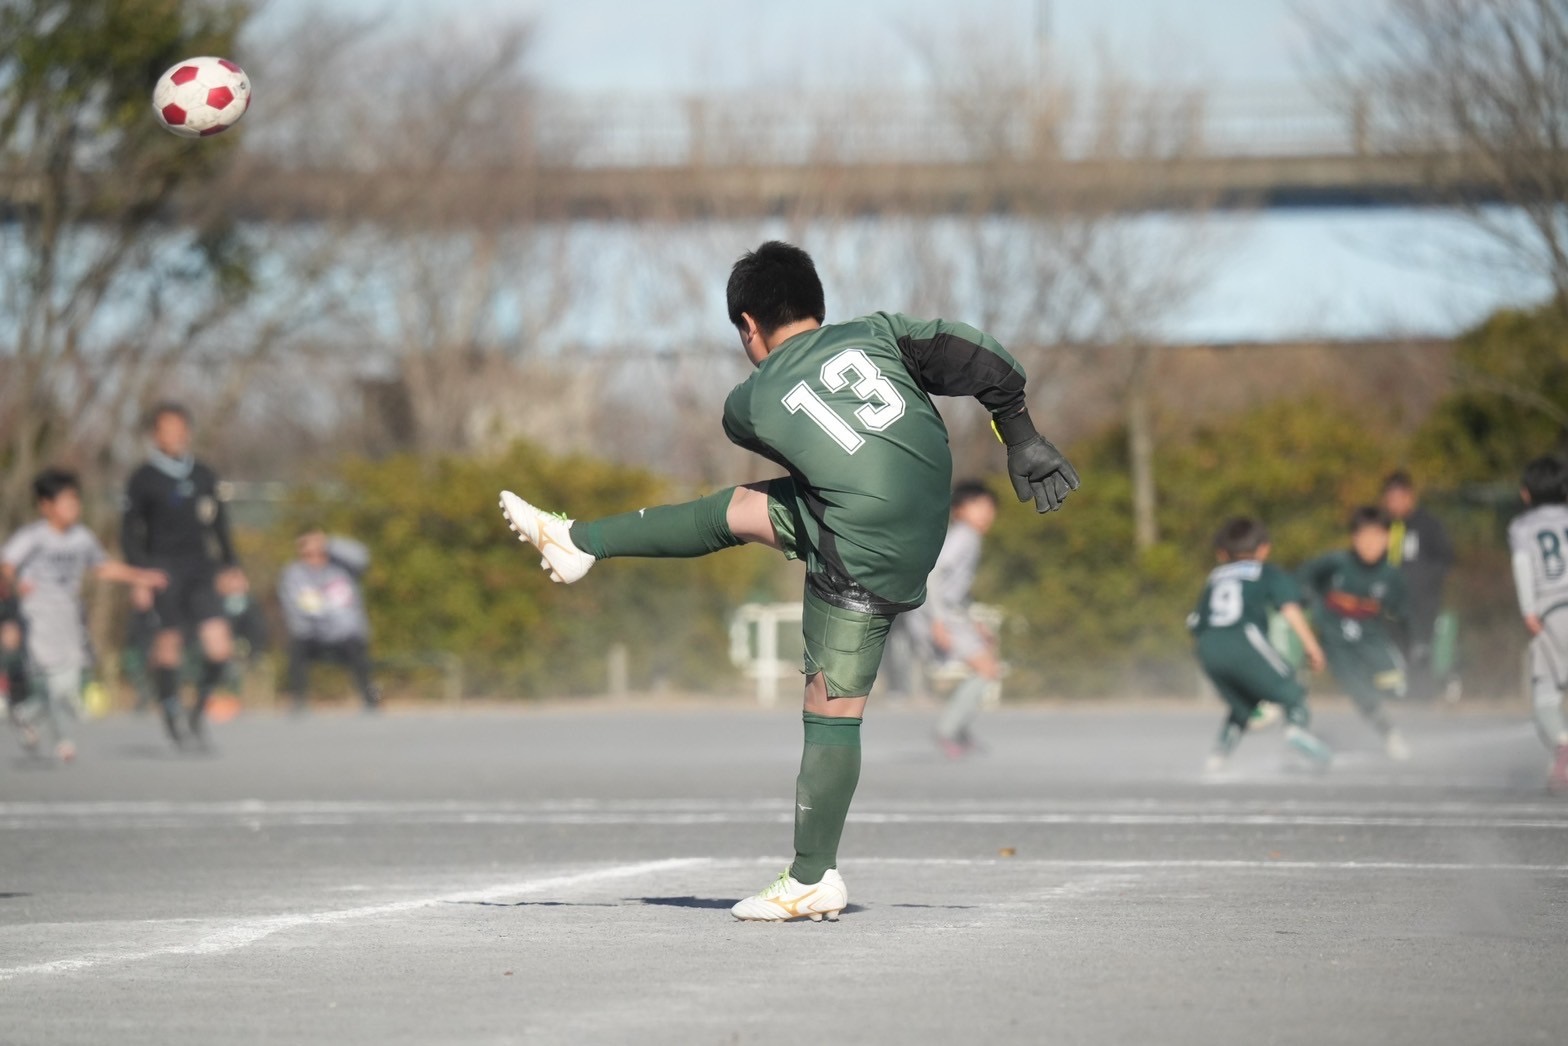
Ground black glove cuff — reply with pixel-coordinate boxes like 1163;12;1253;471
995;408;1039;447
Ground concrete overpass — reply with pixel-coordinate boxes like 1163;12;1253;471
0;87;1502;221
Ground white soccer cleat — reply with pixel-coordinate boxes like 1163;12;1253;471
498;490;596;584
1203;752;1230;776
1383;729;1412;762
731;868;847;922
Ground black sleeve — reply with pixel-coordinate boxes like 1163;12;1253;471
877;312;1029;421
1421;511;1455;569
120;468;151;567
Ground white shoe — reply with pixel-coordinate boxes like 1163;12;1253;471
498;491;596;584
1203;753;1229;776
1384;730;1412;761
731;868;847;922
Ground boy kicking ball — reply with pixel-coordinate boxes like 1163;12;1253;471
500;241;1079;921
1189;517;1332;774
1507;456;1568;793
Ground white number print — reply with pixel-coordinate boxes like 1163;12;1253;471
782;348;907;454
1209;578;1244;627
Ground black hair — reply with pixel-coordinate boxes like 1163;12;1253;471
726;241;826;336
951;480;998;510
1213;516;1269;558
33;467;80;503
1381;469;1414;494
146;401;191;431
1522;455;1568;506
1349;505;1390;533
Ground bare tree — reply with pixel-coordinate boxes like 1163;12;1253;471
288;22;590;459
904;28;1222;548
1311;0;1568;311
0;3;378;530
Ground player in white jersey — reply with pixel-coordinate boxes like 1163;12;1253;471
1;469;166;761
1507;456;1568;793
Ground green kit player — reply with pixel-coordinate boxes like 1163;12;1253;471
1188;517;1331;773
499;241;1079;921
1299;507;1413;760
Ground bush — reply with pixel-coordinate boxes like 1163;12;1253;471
984;398;1405;695
270;443;784;698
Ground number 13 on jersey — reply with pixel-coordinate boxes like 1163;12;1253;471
783;348;906;454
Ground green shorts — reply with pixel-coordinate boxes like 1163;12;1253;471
765;478;897;698
1196;627;1306;715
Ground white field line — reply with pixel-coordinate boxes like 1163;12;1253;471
4;798;1564;816
716;856;1568;874
846;857;1568;873
3;807;1567;830
0;858;706;983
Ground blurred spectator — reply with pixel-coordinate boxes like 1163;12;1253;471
1381;470;1455;699
279;529;379;713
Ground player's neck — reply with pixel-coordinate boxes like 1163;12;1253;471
761;319;821;354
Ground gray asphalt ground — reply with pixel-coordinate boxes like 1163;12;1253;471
1;698;1565;1045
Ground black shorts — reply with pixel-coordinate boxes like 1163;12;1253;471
152;564;223;633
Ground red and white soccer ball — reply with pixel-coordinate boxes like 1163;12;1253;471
152;56;251;138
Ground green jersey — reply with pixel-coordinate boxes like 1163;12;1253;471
1298;549;1407;645
1187;560;1301;637
722;312;1028;611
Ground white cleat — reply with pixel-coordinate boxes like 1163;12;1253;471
731;868;847;923
1203;752;1230;776
1384;729;1412;762
498;490;597;584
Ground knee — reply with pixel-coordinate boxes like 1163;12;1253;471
152;633;182;667
725;484;777;546
200;622;234;662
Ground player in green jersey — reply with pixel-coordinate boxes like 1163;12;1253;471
498;241;1079;921
1188;517;1331;774
1299;507;1413;760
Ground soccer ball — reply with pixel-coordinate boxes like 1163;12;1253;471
152;56;251;138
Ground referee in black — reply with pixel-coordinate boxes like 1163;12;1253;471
121;403;243;748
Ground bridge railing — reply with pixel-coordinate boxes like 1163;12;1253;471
529;85;1383;169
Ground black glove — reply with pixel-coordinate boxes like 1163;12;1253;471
996;410;1080;514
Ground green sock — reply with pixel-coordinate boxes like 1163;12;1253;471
569;487;742;560
789;712;862;885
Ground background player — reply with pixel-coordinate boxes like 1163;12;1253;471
499;241;1079;921
1188;517;1330;773
1;573;24;735
121;403;244;749
1381;470;1455;700
1507;455;1568;793
2;468;165;762
1299;507;1413;760
915;481;1002;759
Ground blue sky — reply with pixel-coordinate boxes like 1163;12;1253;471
247;1;1549;341
259;0;1318;93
